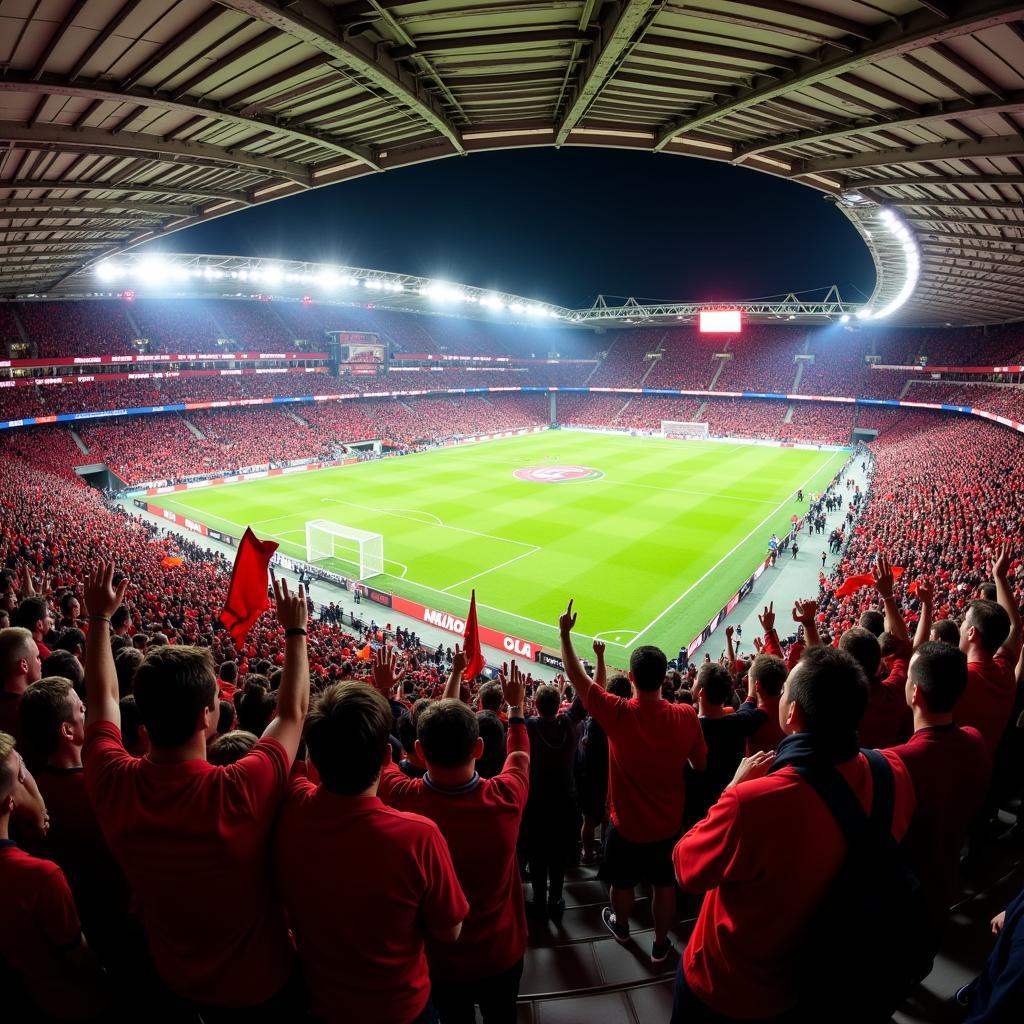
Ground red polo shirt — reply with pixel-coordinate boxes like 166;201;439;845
377;720;529;981
675;752;915;1018
0;841;85;1020
275;782;468;1024
584;687;705;843
884;724;991;925
956;646;1021;753
82;720;293;1007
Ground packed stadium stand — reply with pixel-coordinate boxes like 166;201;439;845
3;296;1024;1024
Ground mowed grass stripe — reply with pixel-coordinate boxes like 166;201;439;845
156;432;847;658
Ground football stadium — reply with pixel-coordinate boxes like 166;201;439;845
1;3;1024;1023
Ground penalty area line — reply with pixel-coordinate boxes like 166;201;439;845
628;458;837;646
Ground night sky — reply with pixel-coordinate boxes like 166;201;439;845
144;148;876;308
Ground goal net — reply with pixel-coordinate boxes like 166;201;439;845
662;420;709;439
305;520;384;580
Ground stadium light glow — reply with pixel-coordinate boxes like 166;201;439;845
856;208;919;321
699;310;742;333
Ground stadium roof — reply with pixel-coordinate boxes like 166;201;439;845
1;1;1022;325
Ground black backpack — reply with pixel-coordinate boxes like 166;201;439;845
792;749;933;1023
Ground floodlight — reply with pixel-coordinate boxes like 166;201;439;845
840;314;850;323
95;261;120;282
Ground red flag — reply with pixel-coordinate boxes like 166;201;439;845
219;527;279;649
462;590;485;683
161;555;183;568
355;643;372;661
833;573;874;598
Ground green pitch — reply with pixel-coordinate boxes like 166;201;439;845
156;431;847;659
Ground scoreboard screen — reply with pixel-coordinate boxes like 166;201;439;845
699;310;742;333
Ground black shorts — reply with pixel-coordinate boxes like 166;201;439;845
601;823;679;889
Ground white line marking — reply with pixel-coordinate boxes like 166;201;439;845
628;456;840;644
441;546;541;593
320;497;535;549
595;477;778;505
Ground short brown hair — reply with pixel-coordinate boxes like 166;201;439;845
134;646;217;748
417;698;479;767
750;654;787;698
207;730;259;767
0;627;34;676
18;677;75;757
305;683;391;795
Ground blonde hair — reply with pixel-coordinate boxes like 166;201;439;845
0;731;17;801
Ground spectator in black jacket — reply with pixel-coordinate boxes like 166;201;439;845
523;676;586;917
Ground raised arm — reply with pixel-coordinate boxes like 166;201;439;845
725;625;737;670
992;545;1023;659
912;579;934;651
592;639;607;690
792;599;820;647
871;554;910;646
83;561;129;729
498;661;529;774
758;603;782;657
442;645;468;702
558;600;596;702
261;579;310;764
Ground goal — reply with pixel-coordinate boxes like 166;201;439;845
662;420;709;439
305;520;385;580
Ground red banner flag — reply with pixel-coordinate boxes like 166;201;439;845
219;527;279;649
833;573;874;598
462;590;485;683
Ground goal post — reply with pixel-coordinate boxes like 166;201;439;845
662;420;709;439
305;520;384;580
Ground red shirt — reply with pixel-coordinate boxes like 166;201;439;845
82;720;293;1007
584;687;706;843
675;753;915;1018
0;841;83;1020
275;783;468;1024
884;724;991;924
857;657;912;750
34;765;132;938
744;696;784;755
0;690;23;742
956;646;1020;752
377;720;529;980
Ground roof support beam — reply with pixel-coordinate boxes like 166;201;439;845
888;198;1024;212
654;1;1024;150
0;123;312;184
856;174;1024;189
0;179;250;204
214;0;465;154
0;198;191;215
556;1;663;145
733;92;1024;161
0;73;377;168
795;135;1024;173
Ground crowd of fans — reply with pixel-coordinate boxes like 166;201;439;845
1;414;1023;1020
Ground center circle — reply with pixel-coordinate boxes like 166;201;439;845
513;465;604;483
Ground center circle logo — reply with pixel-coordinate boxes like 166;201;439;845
513;465;604;483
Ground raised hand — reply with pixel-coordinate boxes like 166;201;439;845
554;673;568;697
273;577;307;631
758;602;775;632
559;599;577;636
753;636;764;654
371;645;400;698
792;599;817;625
992;544;1011;579
725;625;734;640
499;660;527;710
450;643;468;680
729;750;775;788
83;561;128;619
915;579;934;606
592;639;605;659
872;554;895;600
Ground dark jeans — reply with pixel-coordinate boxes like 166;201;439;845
431;958;524;1024
525;798;575;904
